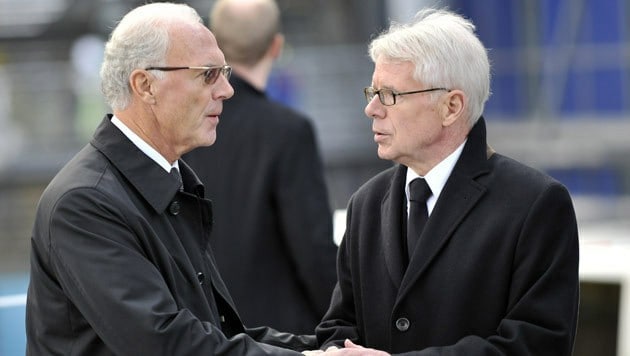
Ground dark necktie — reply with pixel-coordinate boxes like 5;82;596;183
407;178;432;259
170;167;184;192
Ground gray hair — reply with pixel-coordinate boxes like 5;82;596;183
100;3;203;111
368;8;491;125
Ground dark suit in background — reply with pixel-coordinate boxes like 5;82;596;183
184;0;338;334
184;74;338;334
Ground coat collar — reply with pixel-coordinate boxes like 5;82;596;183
230;73;266;98
90;114;205;213
380;117;493;294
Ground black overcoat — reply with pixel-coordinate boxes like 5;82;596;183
316;118;580;355
26;115;314;355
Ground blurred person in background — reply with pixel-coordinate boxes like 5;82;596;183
311;8;579;356
25;3;316;355
184;0;338;334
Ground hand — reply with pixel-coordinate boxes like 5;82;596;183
302;345;339;355
319;340;390;355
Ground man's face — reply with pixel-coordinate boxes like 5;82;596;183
364;59;447;170
149;22;234;158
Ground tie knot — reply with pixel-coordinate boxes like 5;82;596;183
409;178;431;202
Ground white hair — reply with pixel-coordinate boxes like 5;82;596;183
369;8;491;125
99;3;202;111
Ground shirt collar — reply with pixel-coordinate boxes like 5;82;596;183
405;139;467;214
111;115;179;172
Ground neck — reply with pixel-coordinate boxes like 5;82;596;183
230;58;274;91
404;123;470;176
114;107;178;165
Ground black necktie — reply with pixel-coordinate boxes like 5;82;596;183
407;178;432;259
170;167;183;192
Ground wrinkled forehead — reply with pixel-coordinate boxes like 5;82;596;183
372;58;417;85
167;22;226;65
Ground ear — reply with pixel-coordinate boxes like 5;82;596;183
129;69;156;105
441;89;465;127
268;33;284;60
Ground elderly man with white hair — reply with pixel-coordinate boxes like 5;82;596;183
26;3;316;355
313;8;580;356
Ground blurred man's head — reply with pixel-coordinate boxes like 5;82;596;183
210;0;282;67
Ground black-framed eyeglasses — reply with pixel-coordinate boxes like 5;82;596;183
364;87;450;106
145;65;232;85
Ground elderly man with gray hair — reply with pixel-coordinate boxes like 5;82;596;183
312;8;579;356
26;2;316;355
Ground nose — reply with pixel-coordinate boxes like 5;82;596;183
214;75;234;101
364;95;383;120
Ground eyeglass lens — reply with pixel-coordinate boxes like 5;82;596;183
204;66;231;85
364;88;394;105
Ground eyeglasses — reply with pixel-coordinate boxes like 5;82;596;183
364;87;450;106
145;65;232;85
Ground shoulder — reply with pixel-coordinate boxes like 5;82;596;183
486;153;572;203
490;153;559;187
349;165;398;206
38;144;124;215
227;92;315;134
33;144;130;245
265;99;314;132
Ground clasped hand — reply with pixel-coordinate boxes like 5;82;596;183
302;339;390;355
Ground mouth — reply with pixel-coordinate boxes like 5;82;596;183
373;130;387;143
373;127;387;135
206;105;222;120
205;114;220;125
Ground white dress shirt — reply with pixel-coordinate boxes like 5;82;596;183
111;115;180;173
405;140;467;217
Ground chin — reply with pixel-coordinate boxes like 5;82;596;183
205;136;217;146
202;130;217;146
376;147;392;161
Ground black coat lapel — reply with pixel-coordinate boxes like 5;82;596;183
380;165;408;288
398;117;492;300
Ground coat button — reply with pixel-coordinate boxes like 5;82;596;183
196;272;205;285
169;201;180;215
395;317;410;332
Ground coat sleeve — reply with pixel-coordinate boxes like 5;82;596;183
43;187;306;356
315;197;362;349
